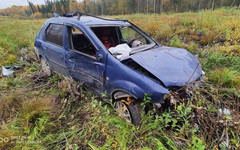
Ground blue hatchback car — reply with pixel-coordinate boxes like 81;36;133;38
34;11;204;125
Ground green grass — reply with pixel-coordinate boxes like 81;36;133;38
0;8;239;149
0;16;45;66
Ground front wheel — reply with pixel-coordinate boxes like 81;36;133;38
116;100;142;125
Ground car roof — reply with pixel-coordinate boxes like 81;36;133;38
47;16;131;27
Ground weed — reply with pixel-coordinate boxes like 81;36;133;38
7;54;17;64
188;41;199;53
170;36;183;48
201;51;240;72
191;136;205;150
208;68;239;88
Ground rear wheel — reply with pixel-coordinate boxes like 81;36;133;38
40;57;51;76
116;99;142;125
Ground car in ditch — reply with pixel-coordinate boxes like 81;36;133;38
34;11;204;125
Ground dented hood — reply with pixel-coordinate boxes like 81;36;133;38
129;46;203;87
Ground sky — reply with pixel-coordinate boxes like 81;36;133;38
0;0;46;9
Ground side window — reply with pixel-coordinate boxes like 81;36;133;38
68;26;96;57
46;24;64;46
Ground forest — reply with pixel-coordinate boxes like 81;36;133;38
0;0;240;18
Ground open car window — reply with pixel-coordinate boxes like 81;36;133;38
68;26;96;57
91;27;120;49
91;25;157;60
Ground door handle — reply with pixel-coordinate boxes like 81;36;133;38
93;62;104;67
68;58;75;62
93;62;101;65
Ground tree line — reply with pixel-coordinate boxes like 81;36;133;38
0;0;240;18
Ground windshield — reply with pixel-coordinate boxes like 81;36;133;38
91;25;157;60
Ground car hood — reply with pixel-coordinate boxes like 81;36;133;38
128;46;203;87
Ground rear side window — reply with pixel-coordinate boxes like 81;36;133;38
46;24;64;46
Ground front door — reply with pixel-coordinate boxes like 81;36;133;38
65;25;105;94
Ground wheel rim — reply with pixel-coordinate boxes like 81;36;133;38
41;58;51;76
116;101;132;123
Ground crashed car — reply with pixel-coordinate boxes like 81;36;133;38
34;11;204;125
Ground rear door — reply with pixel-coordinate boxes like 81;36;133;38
65;25;106;94
42;23;68;76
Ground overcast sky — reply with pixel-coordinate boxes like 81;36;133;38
0;0;46;9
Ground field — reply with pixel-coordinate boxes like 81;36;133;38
0;8;239;149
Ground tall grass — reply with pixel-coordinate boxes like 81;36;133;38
0;17;45;66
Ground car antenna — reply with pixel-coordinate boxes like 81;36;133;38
51;11;60;17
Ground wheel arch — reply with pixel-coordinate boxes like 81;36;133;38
111;89;139;103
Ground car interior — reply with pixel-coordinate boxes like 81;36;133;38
67;25;150;59
68;26;96;56
91;27;121;49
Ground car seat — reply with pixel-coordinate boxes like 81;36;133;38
100;27;116;49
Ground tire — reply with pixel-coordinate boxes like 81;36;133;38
40;57;51;76
116;100;142;125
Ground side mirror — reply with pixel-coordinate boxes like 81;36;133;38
97;54;103;62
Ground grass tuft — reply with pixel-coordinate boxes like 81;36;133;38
208;68;240;88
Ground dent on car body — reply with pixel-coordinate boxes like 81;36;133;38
125;46;203;87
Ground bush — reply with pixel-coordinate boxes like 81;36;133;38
33;12;43;19
7;54;17;64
